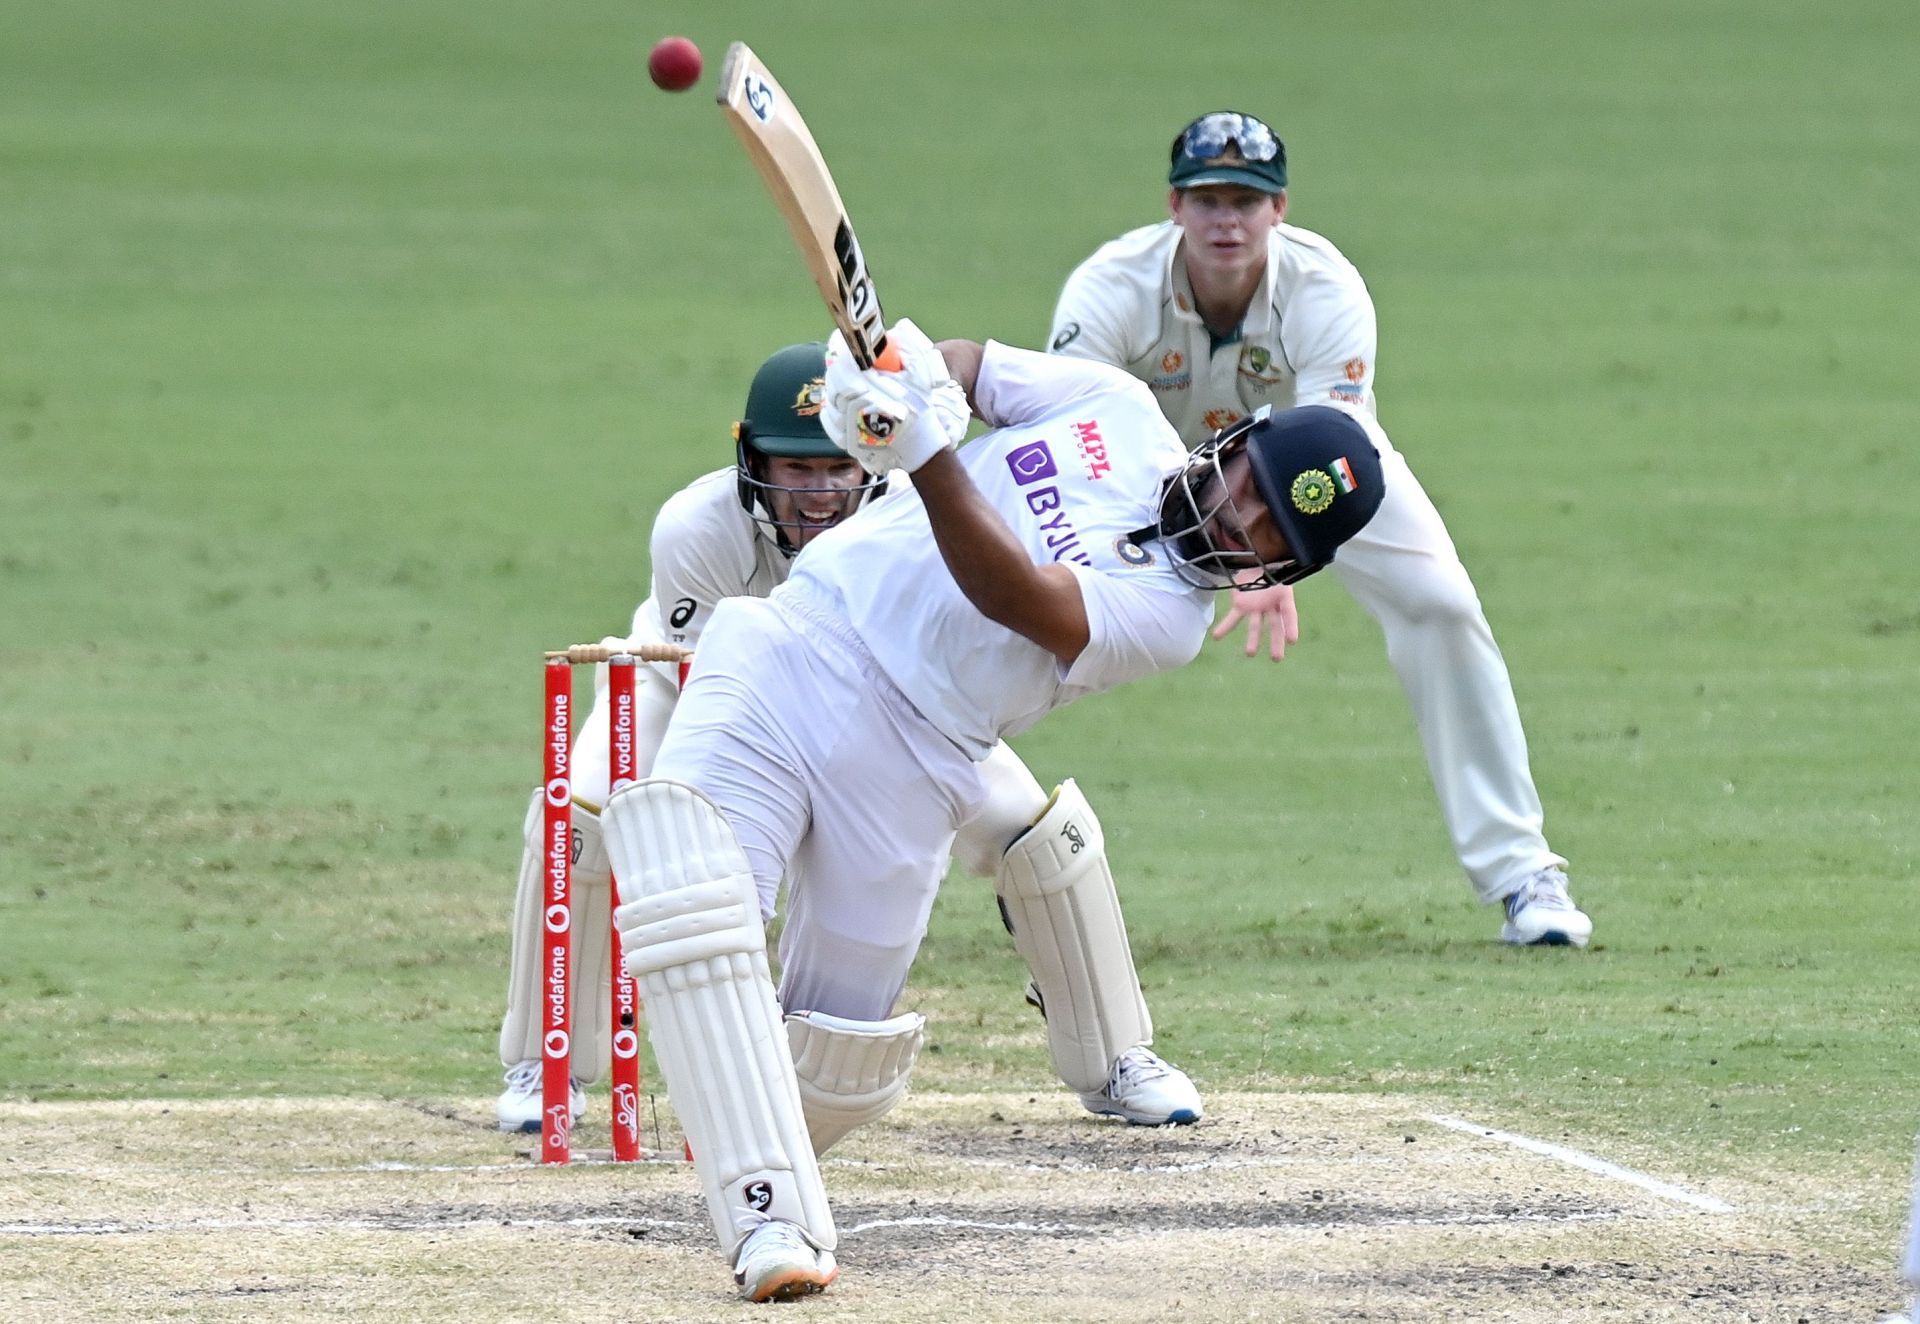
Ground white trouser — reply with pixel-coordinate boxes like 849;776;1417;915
498;628;1054;1069
1329;445;1564;902
653;594;986;1022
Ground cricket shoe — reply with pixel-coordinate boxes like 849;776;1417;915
1080;1046;1204;1126
494;1059;584;1134
1500;867;1593;947
732;1219;838;1303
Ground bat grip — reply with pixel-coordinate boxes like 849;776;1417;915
872;338;904;372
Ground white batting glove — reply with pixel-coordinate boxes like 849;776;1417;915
821;319;966;475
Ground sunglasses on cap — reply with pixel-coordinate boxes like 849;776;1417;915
1170;112;1281;165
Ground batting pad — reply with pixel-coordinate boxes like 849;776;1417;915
497;790;614;1082
996;779;1152;1094
785;1010;926;1155
605;780;834;1256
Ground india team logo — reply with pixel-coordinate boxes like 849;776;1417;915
1291;458;1360;515
1290;469;1335;515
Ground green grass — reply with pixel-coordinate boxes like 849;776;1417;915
3;0;1917;1210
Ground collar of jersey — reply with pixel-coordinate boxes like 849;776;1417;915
1165;226;1281;341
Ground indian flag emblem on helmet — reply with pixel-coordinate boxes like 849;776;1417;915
792;378;826;417
1329;455;1358;495
1291;469;1335;515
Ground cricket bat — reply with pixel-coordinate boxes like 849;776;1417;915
715;42;902;371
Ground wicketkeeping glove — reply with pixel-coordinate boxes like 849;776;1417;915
820;319;969;476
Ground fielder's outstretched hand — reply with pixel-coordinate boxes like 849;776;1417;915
1211;577;1300;661
821;319;969;476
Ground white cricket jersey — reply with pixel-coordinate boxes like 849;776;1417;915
782;343;1212;759
1048;219;1383;448
629;468;792;670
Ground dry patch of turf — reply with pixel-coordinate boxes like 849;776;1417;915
0;1093;1900;1322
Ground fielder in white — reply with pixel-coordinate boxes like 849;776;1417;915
601;322;1386;1300
1049;110;1591;946
493;344;1201;1135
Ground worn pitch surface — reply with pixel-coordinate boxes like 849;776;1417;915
0;1092;1883;1321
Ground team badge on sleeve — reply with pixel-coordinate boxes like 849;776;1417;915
1114;536;1154;567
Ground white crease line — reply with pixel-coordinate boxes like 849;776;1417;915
1;1214;684;1237
1425;1113;1735;1214
13;1154;1384;1180
6;1159;680;1178
4;1207;1630;1239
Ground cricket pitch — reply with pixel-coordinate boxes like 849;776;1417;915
0;1092;1894;1321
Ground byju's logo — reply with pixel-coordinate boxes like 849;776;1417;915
1006;441;1058;486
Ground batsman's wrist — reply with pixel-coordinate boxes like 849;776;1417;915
893;418;954;473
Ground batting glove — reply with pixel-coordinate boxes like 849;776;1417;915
821;319;967;476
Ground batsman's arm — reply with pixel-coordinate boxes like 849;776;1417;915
910;446;1090;667
934;338;985;416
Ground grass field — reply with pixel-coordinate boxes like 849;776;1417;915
4;1;1918;1317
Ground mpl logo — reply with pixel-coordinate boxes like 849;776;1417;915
1071;420;1110;480
1006;440;1058;485
743;74;775;122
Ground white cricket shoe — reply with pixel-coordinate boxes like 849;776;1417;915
494;1059;584;1134
1079;1046;1204;1126
732;1219;838;1303
1500;867;1593;947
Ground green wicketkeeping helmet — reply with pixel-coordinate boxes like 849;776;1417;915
734;343;839;458
733;343;883;552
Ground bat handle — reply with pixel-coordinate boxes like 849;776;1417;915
872;338;904;372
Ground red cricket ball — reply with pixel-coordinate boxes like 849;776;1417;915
648;36;702;93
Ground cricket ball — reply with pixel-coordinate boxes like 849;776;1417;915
648;36;702;93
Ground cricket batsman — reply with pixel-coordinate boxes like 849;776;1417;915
600;323;1386;1299
493;343;1203;1134
1050;110;1591;946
